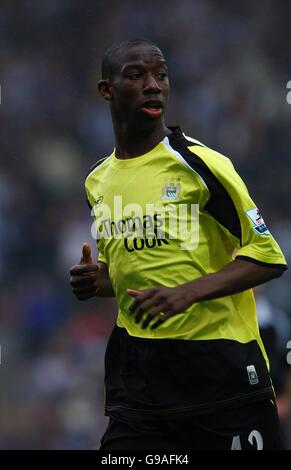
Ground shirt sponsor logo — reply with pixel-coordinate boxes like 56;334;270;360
246;208;270;235
90;196;200;251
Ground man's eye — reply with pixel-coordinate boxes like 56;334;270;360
156;72;168;80
127;73;142;80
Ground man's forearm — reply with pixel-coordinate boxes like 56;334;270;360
187;258;285;303
126;258;286;329
95;279;115;297
96;261;115;297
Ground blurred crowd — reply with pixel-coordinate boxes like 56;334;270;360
0;0;291;449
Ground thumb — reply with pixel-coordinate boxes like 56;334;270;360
127;288;143;297
80;242;93;265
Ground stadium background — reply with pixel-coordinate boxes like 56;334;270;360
0;0;291;449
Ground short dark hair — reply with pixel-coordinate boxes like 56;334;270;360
101;38;161;80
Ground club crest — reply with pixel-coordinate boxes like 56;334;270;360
161;177;181;201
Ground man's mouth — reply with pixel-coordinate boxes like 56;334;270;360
141;101;163;118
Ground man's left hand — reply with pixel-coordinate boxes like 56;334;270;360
127;285;194;329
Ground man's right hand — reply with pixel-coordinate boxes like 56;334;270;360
70;243;100;300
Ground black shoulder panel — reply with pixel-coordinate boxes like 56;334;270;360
168;131;242;243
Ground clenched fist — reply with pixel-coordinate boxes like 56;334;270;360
70;243;100;300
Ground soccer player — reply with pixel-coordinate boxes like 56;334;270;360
70;39;288;450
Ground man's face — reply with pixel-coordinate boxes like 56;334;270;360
107;44;170;125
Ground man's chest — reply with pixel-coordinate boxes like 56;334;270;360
91;163;206;213
90;162;208;248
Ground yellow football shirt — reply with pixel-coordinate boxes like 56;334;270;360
85;126;287;417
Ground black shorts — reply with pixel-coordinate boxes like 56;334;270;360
100;400;283;450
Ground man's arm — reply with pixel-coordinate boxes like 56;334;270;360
184;258;284;303
70;243;115;299
128;258;285;329
129;146;287;329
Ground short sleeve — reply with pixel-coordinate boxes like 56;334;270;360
188;145;287;269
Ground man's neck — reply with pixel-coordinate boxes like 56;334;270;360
113;119;172;159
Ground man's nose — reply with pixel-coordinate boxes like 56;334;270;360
143;73;161;93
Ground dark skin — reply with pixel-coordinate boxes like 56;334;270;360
98;44;172;158
70;44;285;327
70;243;114;299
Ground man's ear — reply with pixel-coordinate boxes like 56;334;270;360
97;80;113;101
